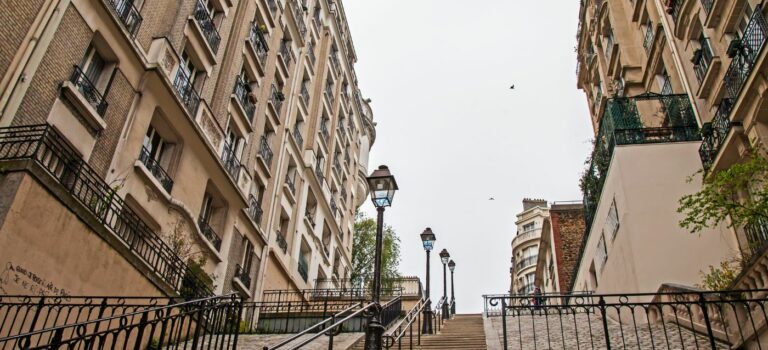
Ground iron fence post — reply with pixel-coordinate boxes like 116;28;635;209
233;298;243;349
501;298;508;350
285;302;292;333
327;314;335;350
598;296;611;350
698;293;718;349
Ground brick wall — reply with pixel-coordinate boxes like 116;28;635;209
550;208;586;292
0;0;45;82
14;5;91;126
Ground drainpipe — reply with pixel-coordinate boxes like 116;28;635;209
652;0;704;125
0;0;71;126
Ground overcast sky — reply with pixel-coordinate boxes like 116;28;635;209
345;0;594;313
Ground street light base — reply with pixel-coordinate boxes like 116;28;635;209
422;308;434;334
442;303;450;320
364;316;385;350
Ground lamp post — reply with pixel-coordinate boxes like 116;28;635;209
363;165;398;350
439;249;450;320
448;259;456;315
420;227;436;334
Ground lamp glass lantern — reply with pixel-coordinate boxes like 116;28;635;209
439;249;450;264
420;228;436;252
448;259;455;272
366;165;399;208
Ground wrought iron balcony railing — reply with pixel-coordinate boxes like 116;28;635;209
693;41;714;84
320;121;330;144
515;255;538;271
220;141;240;181
340;188;347;204
0;124;212;298
248;22;269;66
701;0;714;15
172;69;201;115
604;30;614;60
193;0;221;53
259;135;273;168
233;76;256;122
583;93;700;227
300;81;310;105
745;216;768;254
197;217;222;250
344;150;350;165
247;195;263;226
307;41;316;64
266;0;278;18
668;0;684;25
698;7;767;169
106;0;143;37
138;147;174;192
643;23;655;52
298;255;309;282
285;174;296;194
333;155;342;175
70;66;108;116
305;208;315;226
275;230;288;253
330;198;338;218
279;40;292;67
235;263;252;289
337;119;346;139
292;1;307;39
293;123;304;147
325;84;335;106
315;162;325;185
269;84;284;115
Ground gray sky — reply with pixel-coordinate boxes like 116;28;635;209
345;0;594;313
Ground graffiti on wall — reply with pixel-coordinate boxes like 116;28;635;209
0;262;71;299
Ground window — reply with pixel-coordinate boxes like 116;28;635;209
658;68;672;95
737;3;754;38
242;238;255;273
72;43;116;116
615;77;625;97
200;193;214;224
180;50;201;88
606;199;620;239
522;222;536;233
143;126;168;163
693;32;714;84
596;233;608;272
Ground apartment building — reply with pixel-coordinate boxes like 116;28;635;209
533;201;586;294
509;198;548;295
570;0;762;295
0;0;375;301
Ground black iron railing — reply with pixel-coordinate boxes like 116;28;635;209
320;120;330;144
269;84;284;115
701;0;714;14
197;217;222;250
298;255;309;282
315;161;325;185
643;23;655;52
305;208;315;225
70;66;108;116
106;0;143;37
293;123;304;147
694;40;714;84
220;141;241;181
583;93;699;227
172;68;201;115
259;135;273;168
266;0;278;18
699;99;734;168
138;146;174;192
247;195;263;225
325;83;335;106
330;198;338;218
0;294;242;349
193;0;221;53
486;287;768;349
337;118;346;139
300;81;310;105
248;22;269;66
235;263;252;289
382;298;428;348
285;174;296;194
307;41;316;64
668;0;684;25
233;76;256;122
0;124;212;298
275;230;288;253
340;188;347;203
745;216;768;254
515;256;538;271
344;150;350;164
292;0;307;38
279;40;292;67
333;154;342;174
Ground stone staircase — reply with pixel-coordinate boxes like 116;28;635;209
417;314;487;349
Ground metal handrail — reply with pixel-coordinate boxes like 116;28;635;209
264;302;362;349
383;297;428;348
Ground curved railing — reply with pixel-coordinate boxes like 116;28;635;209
511;229;541;248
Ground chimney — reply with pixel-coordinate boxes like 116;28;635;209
522;198;548;211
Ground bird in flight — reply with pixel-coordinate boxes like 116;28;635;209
510;85;515;89
489;197;495;201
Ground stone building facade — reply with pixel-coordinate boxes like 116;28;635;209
0;0;375;301
534;202;586;294
509;198;548;295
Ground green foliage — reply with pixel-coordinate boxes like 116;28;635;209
677;151;768;235
180;256;214;300
351;211;401;289
697;258;742;291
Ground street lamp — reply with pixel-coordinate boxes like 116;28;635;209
439;249;450;320
448;259;456;315
363;165;398;350
420;227;436;334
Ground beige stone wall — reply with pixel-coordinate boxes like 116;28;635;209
0;173;161;297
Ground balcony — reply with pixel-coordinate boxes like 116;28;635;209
667;0;684;26
582;93;700;226
233;77;256;122
307;41;316;65
291;0;307;39
701;0;713;15
279;40;292;68
337;119;346;140
324;84;334;106
235;263;252;289
516;255;538;271
266;0;278;19
315;162;325;185
305;208;315;226
172;69;201;115
275;230;288;254
643;24;655;53
197;217;222;250
300;82;310;106
269;84;284;116
193;0;221;53
220;142;240;181
343;151;350;165
745;217;768;254
330;198;338;218
292;124;303;147
693;41;714;84
138;147;174;193
511;228;541;248
259;135;273;168
340;188;347;204
698;7;767;170
106;0;143;37
248;23;269;69
247;195;263;226
285;174;296;194
298;255;309;282
70;66;108;116
319;121;330;145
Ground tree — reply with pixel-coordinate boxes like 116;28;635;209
350;212;401;290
